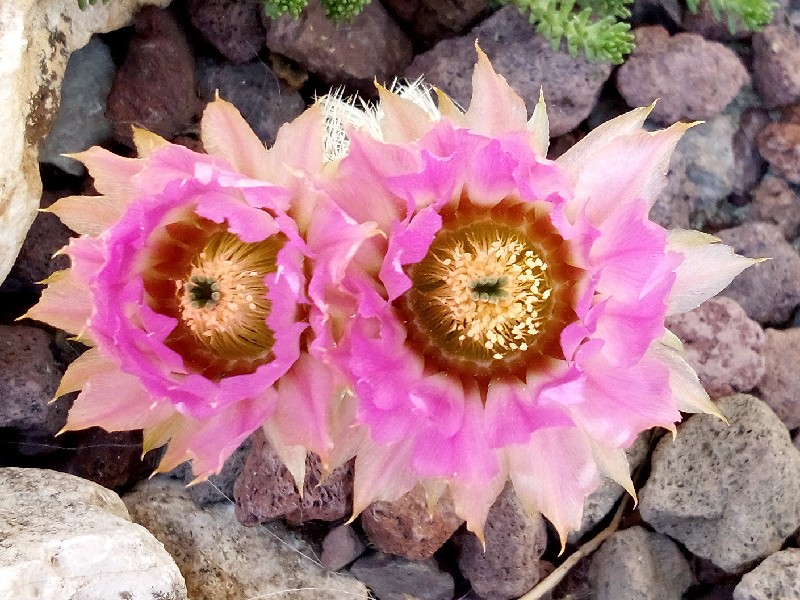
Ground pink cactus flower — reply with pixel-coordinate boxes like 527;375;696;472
25;99;355;481
314;49;758;544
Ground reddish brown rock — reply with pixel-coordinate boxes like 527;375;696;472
407;6;612;136
682;0;752;40
186;0;265;64
106;7;199;147
457;485;548;600
361;484;464;560
233;428;353;526
732;108;771;197
716;222;800;324
616;26;748;124
266;0;413;93
666;297;765;399
752;25;800;109
750;175;800;239
758;121;800;184
412;0;488;46
759;328;800;430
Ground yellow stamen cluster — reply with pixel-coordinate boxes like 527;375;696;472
176;231;280;360
408;221;553;363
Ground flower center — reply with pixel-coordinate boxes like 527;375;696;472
143;213;286;380
399;202;581;379
175;231;279;361
407;221;553;363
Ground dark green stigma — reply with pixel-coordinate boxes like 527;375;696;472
469;276;509;303
186;275;221;308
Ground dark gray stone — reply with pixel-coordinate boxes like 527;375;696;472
349;552;454;600
588;526;693;600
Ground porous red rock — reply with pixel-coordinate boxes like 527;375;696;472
265;0;413;93
186;0;265;64
361;484;464;560
233;428;353;526
716;222;800;325
106;7;199;147
758;328;800;430
750;175;800;239
616;26;748;124
666;297;765;399
757;121;800;184
0;325;66;436
321;524;366;571
407;6;612;136
412;0;489;46
752;25;800;109
457;485;548;600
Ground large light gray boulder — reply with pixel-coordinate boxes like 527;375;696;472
0;0;170;285
0;467;187;599
123;477;370;600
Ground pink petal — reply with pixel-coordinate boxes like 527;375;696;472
263;102;325;182
463;139;517;207
556;104;654;177
157;391;277;479
464;45;528;137
352;435;419;516
449;466;508;544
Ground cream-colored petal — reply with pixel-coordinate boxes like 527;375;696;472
434;88;466;126
45;194;125;236
54;347;115;399
666;229;764;316
527;88;549;157
557;103;655;179
650;335;726;421
201;96;270;181
376;83;435;144
67;147;142;204
586;437;636;503
21;269;92;337
132;127;169;158
262;420;308;495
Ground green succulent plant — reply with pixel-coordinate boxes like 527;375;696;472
263;0;371;22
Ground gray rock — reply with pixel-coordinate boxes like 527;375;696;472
38;38;114;176
349;552;454;600
639;394;800;572
457;485;548;600
758;328;800;430
124;477;368;600
716;222;800;325
197;58;306;147
616;26;748;124
0;324;66;435
568;432;651;544
732;107;771;198
173;436;251;506
655;114;736;230
321;523;366;571
0;467;187;599
407;6;612;136
266;0;413;93
588;526;693;600
734;549;800;600
666;297;765;399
